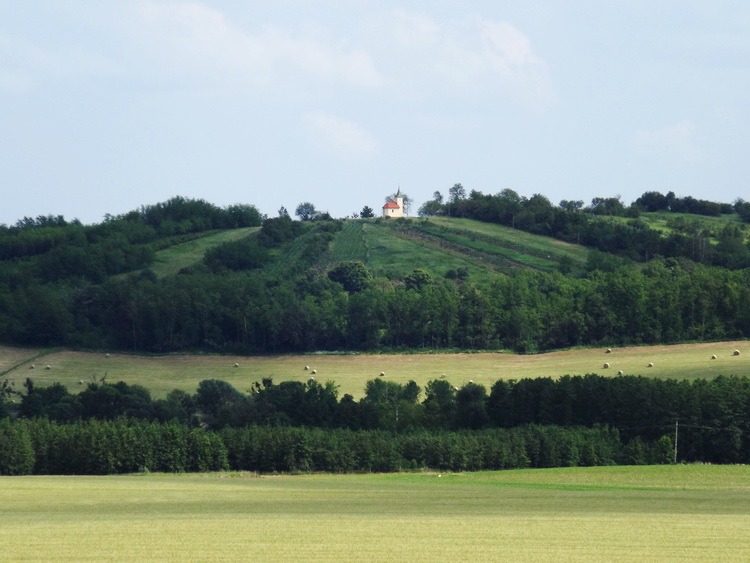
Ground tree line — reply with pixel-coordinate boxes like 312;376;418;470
4;372;750;466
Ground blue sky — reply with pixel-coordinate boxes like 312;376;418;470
2;1;749;225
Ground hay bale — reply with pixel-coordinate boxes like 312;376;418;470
28;364;35;369
45;365;51;370
617;370;623;375
647;362;654;368
233;363;239;368
380;372;385;377
711;355;717;360
311;369;317;375
605;348;612;354
734;350;740;356
440;374;446;379
603;363;610;369
78;380;84;385
304;365;310;370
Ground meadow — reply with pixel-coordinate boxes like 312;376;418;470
2;465;749;561
149;227;258;278
2;341;748;399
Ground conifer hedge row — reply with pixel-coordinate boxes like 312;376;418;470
0;419;670;476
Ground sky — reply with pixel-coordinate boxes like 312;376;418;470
2;1;749;225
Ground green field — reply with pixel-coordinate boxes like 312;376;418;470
2;341;748;399
2;465;749;561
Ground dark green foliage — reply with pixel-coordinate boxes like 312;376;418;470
203;238;270;271
0;419;35;475
295;202;318;222
327;261;372;293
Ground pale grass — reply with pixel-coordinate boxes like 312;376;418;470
2;341;748;399
2;466;750;561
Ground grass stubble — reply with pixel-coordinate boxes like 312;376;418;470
3;341;748;400
2;465;749;562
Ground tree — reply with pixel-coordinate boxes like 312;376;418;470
328;261;373;293
433;191;444;204
278;206;289;217
360;205;375;218
404;269;433;291
559;200;584;212
449;183;466;203
385;192;412;215
295;202;318;222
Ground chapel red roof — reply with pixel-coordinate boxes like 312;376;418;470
383;201;400;209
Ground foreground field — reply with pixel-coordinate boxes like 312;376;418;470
2;465;749;561
2;341;748;399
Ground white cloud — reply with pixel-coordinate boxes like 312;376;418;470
133;1;382;88
384;12;556;109
634;120;704;164
304;111;379;161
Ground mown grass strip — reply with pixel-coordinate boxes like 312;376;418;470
2;466;749;561
149;228;258;278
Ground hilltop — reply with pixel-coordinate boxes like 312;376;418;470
0;192;748;355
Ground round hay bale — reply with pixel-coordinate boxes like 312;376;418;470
29;364;35;369
304;365;310;370
647;362;654;368
733;350;740;356
105;353;111;358
309;377;315;382
233;363;239;368
440;374;446;378
603;363;610;369
605;348;612;354
45;365;51;370
617;370;623;375
380;372;385;377
711;355;717;360
311;369;317;375
78;380;84;385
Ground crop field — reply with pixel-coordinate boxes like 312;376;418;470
2;465;749;561
149;228;258;278
360;221;482;280
2;341;748;399
327;220;368;263
428;217;590;267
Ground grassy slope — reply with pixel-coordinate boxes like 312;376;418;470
148;227;258;277
2;465;749;561
611;211;747;241
426;216;590;272
324;217;591;281
3;342;749;399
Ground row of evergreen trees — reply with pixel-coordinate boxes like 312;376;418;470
1;417;667;476
4;373;750;465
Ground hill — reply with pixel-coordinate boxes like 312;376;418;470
1;194;749;356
